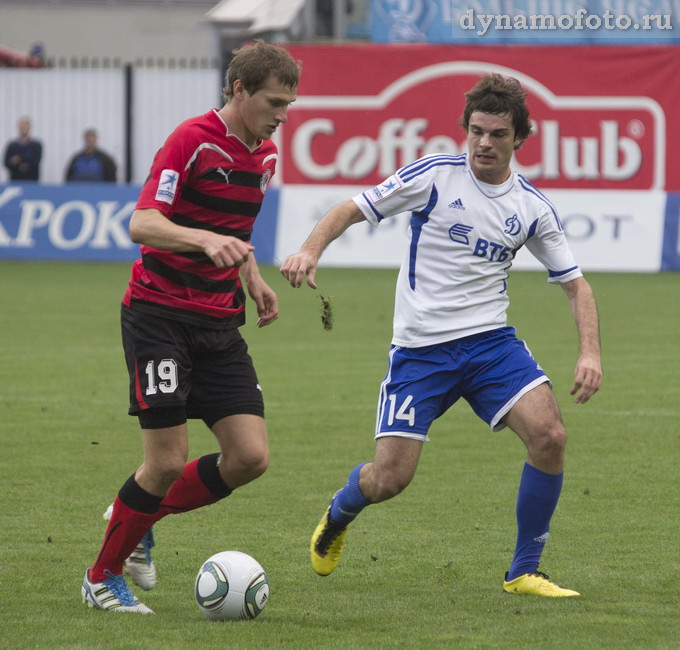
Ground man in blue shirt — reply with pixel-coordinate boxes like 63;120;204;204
65;129;117;182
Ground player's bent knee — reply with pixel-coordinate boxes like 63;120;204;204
229;448;269;483
547;421;567;448
530;422;567;458
246;453;269;480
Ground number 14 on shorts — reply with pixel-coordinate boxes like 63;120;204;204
387;394;415;427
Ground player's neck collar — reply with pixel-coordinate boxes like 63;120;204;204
212;108;263;152
468;165;515;198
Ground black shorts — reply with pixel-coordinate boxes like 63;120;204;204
121;306;264;429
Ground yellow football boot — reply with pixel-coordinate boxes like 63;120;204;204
310;505;348;576
503;571;580;597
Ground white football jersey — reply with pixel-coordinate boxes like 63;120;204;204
353;153;582;348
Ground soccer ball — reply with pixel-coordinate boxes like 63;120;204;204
194;551;269;621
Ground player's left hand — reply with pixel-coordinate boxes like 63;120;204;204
570;355;602;403
246;278;279;328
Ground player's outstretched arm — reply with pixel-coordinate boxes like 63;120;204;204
560;277;603;403
280;200;365;289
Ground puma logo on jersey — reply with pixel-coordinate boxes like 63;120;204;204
215;168;231;182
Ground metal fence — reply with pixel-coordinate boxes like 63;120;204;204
1;63;222;184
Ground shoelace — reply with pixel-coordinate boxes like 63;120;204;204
103;570;136;606
531;571;552;581
128;529;155;564
316;518;346;557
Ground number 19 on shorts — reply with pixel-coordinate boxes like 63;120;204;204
145;359;178;395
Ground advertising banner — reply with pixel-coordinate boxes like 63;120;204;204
276;186;668;272
0;183;140;261
2;45;678;271
370;0;679;44
662;192;680;270
282;44;678;190
276;185;412;267
276;43;679;271
0;183;281;263
511;190;667;272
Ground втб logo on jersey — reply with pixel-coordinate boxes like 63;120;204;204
155;169;179;204
449;222;513;263
449;223;474;245
504;214;521;236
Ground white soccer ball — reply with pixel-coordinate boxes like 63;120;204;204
195;551;269;621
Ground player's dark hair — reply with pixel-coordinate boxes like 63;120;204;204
460;74;532;147
223;40;301;102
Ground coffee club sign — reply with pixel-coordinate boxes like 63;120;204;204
281;45;676;192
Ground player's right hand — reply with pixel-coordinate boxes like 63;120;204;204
570;354;602;404
280;252;318;289
204;234;254;268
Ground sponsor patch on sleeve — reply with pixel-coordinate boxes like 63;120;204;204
368;175;403;204
155;169;180;204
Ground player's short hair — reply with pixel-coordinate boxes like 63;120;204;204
460;74;532;146
223;40;301;102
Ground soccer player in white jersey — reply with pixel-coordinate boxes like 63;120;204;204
280;74;602;597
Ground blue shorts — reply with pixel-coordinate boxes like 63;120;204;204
375;327;549;440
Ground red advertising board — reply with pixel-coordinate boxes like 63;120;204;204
281;44;679;191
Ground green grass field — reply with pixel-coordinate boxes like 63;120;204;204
1;262;678;649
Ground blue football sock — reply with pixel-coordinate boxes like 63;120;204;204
329;463;371;526
506;463;564;581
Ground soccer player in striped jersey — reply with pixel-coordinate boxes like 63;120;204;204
281;74;602;597
82;41;300;614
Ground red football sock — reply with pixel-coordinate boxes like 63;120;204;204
157;457;222;517
89;455;231;582
89;496;159;582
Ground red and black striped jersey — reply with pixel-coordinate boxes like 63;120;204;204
123;109;277;329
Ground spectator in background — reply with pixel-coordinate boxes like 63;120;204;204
4;116;42;181
65;129;117;182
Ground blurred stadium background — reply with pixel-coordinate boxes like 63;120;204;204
1;0;678;272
